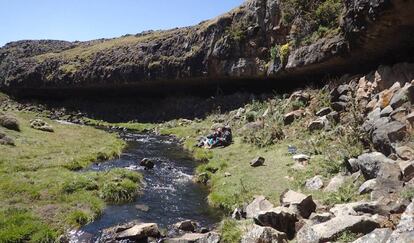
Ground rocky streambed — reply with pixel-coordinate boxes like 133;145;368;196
70;132;220;242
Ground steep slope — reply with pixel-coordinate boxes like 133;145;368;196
0;0;414;97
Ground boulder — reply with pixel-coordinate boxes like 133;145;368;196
399;160;414;182
241;224;288;243
358;179;377;195
254;207;297;239
309;213;332;224
0;114;20;131
0;132;14;146
250;157;265;167
407;112;414;126
116;223;160;241
378;82;401;109
389;82;414;109
315;107;332;117
245;196;274;219
387;201;414;243
289;91;310;105
308;116;329;131
331;102;347;112
380;106;394;117
305;176;324;190
293;154;310;163
283;110;304;125
140;158;155;169
30;119;54;132
329;201;385;217
356;152;397;180
296;215;380;243
371;178;404;201
324;174;348;193
280;190;316;218
396;146;414;161
352;228;392;243
390;106;410;123
372;121;407;155
326;111;340;123
164;232;220;243
345;158;360;173
174;220;198;232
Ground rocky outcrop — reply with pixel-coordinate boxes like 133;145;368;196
1;0;414;97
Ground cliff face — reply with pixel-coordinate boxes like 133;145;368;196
0;0;414;97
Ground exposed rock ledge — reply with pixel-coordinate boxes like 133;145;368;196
1;0;414;97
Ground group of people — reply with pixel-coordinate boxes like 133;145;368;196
196;126;232;149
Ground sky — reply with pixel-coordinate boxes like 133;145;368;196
0;0;244;47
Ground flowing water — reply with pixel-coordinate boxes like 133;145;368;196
71;132;219;242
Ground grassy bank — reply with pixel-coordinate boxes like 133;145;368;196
0;110;141;242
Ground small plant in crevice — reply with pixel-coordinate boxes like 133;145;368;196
220;218;242;243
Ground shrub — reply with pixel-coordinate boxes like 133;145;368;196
280;43;290;64
220;219;242;243
315;0;342;28
226;23;246;42
100;179;138;203
242;124;284;148
322;181;358;207
66;210;92;227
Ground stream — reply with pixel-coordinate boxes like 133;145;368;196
71;132;219;242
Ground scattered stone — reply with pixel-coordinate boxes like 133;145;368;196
224;172;232;177
241;224;288;243
245;196;274;219
315;107;332;117
331;102;347;112
352;228;392;243
387;201;414;242
30;119;54;132
140;158;155;169
356;152;397;180
174;220;198;232
296;215;380;243
0;132;14;146
305;175;324;190
326;111;340;123
308;116;329;131
345;158;360;173
380;106;394;117
254;207;297;239
283;110;304;125
116;223;160;241
250;157;265;167
371;178;404;201
164;232;220;243
289;91;310;105
396;146;414;161
390;107;410;123
372;121;407;155
280;190;316;218
407;112;414;126
0;114;20;131
309;212;332;224
399;160;414;182
135;204;149;212
293;154;310;163
232;207;245;220
324;174;348;193
359;179;377;195
389;82;413;109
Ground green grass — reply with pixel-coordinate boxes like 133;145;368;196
84;118;155;132
220;219;243;243
0;110;142;241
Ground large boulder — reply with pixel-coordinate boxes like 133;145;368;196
164;232;220;243
0;114;20;131
371;121;407;155
324;174;348;193
115;223;160;241
296;215;380;243
174;220;198;232
245;196;274;219
356;152;397;180
329;201;386;217
389;82;414;109
358;179;377;195
254;207;297;239
280;190;316;218
387;201;414;243
241;224;288;243
352;228;392;243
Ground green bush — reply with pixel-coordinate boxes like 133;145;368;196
242;124;284;148
315;0;342;28
66;210;92;227
220;219;242;243
100;179;138;203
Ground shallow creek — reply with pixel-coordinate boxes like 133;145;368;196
71;132;219;242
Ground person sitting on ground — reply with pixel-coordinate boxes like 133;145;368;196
196;126;232;148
